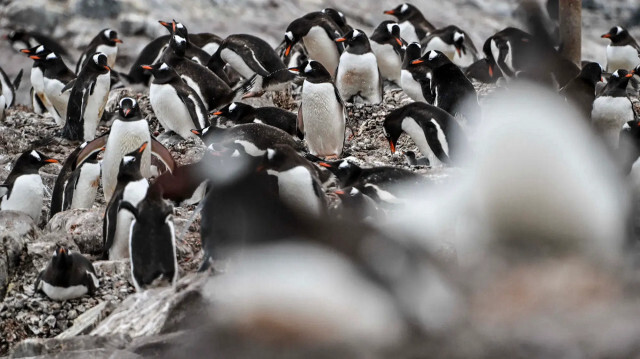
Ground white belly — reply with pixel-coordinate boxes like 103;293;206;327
424;37;455;59
491;39;514;77
70;162;101;209
150;83;200;139
591;96;633;148
1;174;43;222
32;68;59;123
44;78;71;125
1;72;12;108
96;44;118;69
82;73;111;141
371;42;402;84
399;22;419;44
41;282;88;301
302;27;340;77
201;43;220;55
606;45;640;72
301;81;345;157
453;47;477;68
220;48;255;79
268;167;323;216
110;179;148;260
401;70;427;102
102;120;151;202
401;117;443;167
336;52;381;104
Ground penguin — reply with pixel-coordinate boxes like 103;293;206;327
62;52;111;141
465;58;503;83
332;186;381;222
160;20;211;65
75;29;122;74
591;69;635;148
283;13;344;77
335;29;383;104
191;122;305;155
41;52;76;125
35;247;99;301
0;64;22;108
370;21;405;85
411;50;479;123
423;25;479;68
161;34;235;110
206;34;295;97
485;27;533;79
383;102;468;167
259;145;327;216
403;150;430;166
62;149;101;211
289;60;346;158
22;46;50;116
383;3;435;44
559;62;604;121
601;26;640;72
103;143;149;260
401;42;430;103
213;102;301;138
5;29;68;57
0;150;59;223
144;62;209;139
321;8;352;34
119;186;177;291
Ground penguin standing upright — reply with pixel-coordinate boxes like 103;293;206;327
423;25;478;68
0;64;22;109
335;29;383;104
0;150;59;223
559;62;603;121
42;52;76;125
370;21;405;85
213;102;301;138
401;42;430;103
290;60;346;158
601;26;640;72
103;143;149;260
75;29;122;74
120;186;177;292
383;3;435;43
144;62;209;139
591;69;635;148
62;52;111;141
22;46;50;116
35;247;99;301
63;149;101;211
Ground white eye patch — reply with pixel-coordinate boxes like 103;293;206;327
305;62;313;73
339;160;349;169
285;31;294;41
160;63;169;70
453;31;464;42
36;45;45;53
229;103;237;111
103;29;112;38
174;35;186;44
428;51;438;60
352;29;361;38
616;26;623;34
400;4;409;12
46;53;57;60
350;187;359;195
92;53;104;64
612;70;620;78
123;156;135;164
267;148;276;160
386;23;398;34
30;150;41;161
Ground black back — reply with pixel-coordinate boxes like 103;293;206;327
36;247;97;292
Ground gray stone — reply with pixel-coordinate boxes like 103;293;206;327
26;232;79;271
0;211;39;300
72;0;121;19
47;209;103;255
57;301;116;339
10;334;131;358
4;0;65;33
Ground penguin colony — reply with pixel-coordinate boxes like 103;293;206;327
0;1;639;343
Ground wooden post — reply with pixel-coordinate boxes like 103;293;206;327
558;0;581;66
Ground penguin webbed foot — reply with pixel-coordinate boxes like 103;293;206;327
241;90;265;99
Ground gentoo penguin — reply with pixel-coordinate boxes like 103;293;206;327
5;29;68;57
259;144;327;216
22;45;50;116
591;69;634;148
412;50;479;123
207;34;295;97
103;143;149;260
465;58;503;83
401;42;430;102
383;3;435;43
75;29;122;74
485;27;533;79
283;13;344;77
62;52;111;141
120;186;177;291
403;150;430;166
332;186;381;222
144;62;209;139
161;34;234;110
559;62;603;120
62;149;101;211
370;21;405;85
41;52;76;125
213;102;301;138
601;26;640;72
423;25;479;68
0;64;22;108
322;8;352;34
160;20;210;65
383;102;468;167
0;150;59;223
192;122;305;154
35;247;99;301
290;60;346;158
335;29;383;104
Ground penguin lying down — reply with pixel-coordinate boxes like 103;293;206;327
35;247;99;301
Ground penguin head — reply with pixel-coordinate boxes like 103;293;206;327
5;30;26;42
335;29;370;51
402;42;422;68
211;102;252;122
283;28;299;58
159;19;189;38
52;247;73;270
119;142;147;176
382;112;406;155
289;60;332;82
452;29;467;57
322;8;347;28
466;58;501;83
118;97;141;119
260;145;299;171
384;3;418;21
141;62;179;83
412;50;450;68
579;62;604;86
601;26;629;43
100;29;122;46
15;150;59;171
317;159;362;187
90;52;111;73
169;34;188;56
608;69;634;89
23;45;52;61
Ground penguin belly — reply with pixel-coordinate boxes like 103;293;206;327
1;174;44;222
149;83;200;139
96;44;118;69
0;71;13;108
591;96;634;148
424;37;456;60
44;78;70;125
491;39;514;77
82;72;111;141
606;45;640;72
301;81;345;157
70;162;101;209
32;69;59;124
336;52;382;104
401;70;427;102
41;282;88;301
401;117;446;167
268;167;323;216
102;121;151;202
302;27;340;78
399;22;419;44
110;179;148;260
201;43;220;55
453;48;476;68
220;48;257;79
371;42;402;84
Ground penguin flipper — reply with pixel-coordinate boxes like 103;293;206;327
63;168;82;211
103;193;122;259
232;47;271;77
177;89;209;130
61;79;76;94
0;185;8;199
151;139;176;173
12;69;23;91
75;134;108;168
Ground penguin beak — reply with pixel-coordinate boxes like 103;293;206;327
139;143;148;153
288;67;300;73
20;49;31;54
395;37;403;46
335;37;346;42
389;140;396;154
626;73;634;78
212;111;223;116
411;59;424;65
601;33;611;39
59;248;66;254
191;129;201;135
172;21;176;33
141;65;153;70
488;65;494;77
159;21;170;27
284;44;292;57
113;38;123;43
124;109;131;116
334;190;345;195
29;55;40;60
318;162;332;168
104;65;111;71
384;10;395;15
455;46;462;57
44;158;59;163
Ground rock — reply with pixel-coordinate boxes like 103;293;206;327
71;0;121;19
10;334;131;358
26;232;79;270
3;0;65;33
47;209;104;255
0;211;39;300
94;260;131;284
56;301;116;339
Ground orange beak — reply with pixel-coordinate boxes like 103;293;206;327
45;158;59;163
601;34;611;39
395;37;403;46
191;129;201;135
124;109;131;116
626;73;634;78
172;21;176;33
21;49;31;54
334;190;345;195
104;65;111;71
159;21;169;26
285;44;292;57
384;10;395;15
411;59;424;65
139;142;148;153
488;65;494;77
59;248;66;254
318;162;332;168
389;140;396;154
455;47;462;57
213;111;223;115
29;55;40;60
113;38;123;43
335;37;346;42
141;65;153;70
288;67;299;72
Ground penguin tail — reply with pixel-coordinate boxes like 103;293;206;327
13;69;23;91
